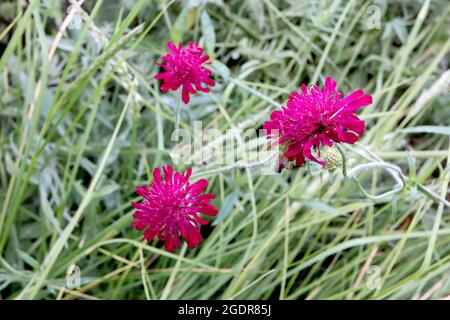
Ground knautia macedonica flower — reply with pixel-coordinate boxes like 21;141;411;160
154;40;215;104
264;76;372;169
131;166;217;252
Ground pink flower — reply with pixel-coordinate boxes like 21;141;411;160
263;76;372;168
154;41;215;104
131;166;217;252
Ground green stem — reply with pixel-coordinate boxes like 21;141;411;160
335;143;348;177
174;88;183;132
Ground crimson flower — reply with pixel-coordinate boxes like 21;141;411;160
131;166;218;252
154;41;215;104
263;76;372;168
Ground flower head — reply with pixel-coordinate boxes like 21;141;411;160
264;76;372;168
154;41;215;104
131;165;217;252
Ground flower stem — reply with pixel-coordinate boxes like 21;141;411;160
347;162;405;200
174;88;182;132
335;143;348;177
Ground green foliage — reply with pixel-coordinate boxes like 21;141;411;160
0;0;449;300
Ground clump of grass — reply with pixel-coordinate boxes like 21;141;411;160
0;0;449;300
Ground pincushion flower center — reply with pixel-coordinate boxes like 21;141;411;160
159;189;190;217
315;122;326;133
175;64;193;81
163;197;184;213
313;121;333;136
176;54;196;80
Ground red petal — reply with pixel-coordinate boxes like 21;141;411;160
189;179;208;196
198;204;218;216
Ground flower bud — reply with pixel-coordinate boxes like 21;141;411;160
322;146;343;172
